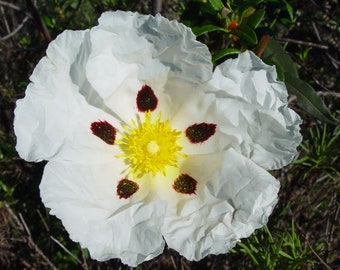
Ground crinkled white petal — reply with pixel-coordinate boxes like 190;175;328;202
209;51;302;170
85;11;213;122
40;161;166;266
86;24;170;122
171;90;227;155
14;30;89;161
98;11;212;84
15;48;124;163
52;104;123;164
162;148;279;261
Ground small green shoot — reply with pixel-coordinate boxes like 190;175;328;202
237;221;322;270
294;122;340;179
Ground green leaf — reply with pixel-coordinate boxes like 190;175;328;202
278;250;295;260
212;48;241;62
247;9;265;28
263;39;299;78
282;0;295;21
237;243;260;266
42;15;55;28
240;7;256;20
285;73;338;124
260;39;336;124
232;24;258;45
209;0;224;11
192;24;227;37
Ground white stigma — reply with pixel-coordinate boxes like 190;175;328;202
147;140;159;154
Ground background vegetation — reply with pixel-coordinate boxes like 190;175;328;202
0;0;339;269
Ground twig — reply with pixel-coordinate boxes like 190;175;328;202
81;249;89;270
0;5;12;38
311;21;321;41
312;21;339;69
303;235;333;270
18;213;32;237
0;0;21;10
152;0;162;15
170;255;177;269
50;235;83;265
276;37;329;50
36;209;50;232
20;214;58;270
0;15;30;41
317;91;340;98
26;0;52;42
4;202;58;270
19;258;35;270
4;201;23;231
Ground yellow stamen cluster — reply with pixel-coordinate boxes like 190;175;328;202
117;112;185;177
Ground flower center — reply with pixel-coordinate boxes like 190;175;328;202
117;112;185;177
147;140;160;154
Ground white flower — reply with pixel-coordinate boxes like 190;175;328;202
14;11;302;267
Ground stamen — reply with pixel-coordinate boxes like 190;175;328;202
117;112;185;177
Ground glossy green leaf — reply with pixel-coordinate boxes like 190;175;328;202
192;24;227;37
212;48;241;62
209;0;224;11
285;73;338;124
263;39;299;78
232;24;258;45
247;9;265;28
263;40;336;124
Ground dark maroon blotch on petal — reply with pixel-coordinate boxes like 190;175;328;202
90;120;116;145
136;85;158;112
173;174;197;195
117;179;139;199
185;123;217;143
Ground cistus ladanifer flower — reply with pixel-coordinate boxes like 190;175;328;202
14;10;302;267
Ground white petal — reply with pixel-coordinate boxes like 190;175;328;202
210;51;302;169
45;30;89;67
86;27;146;122
15;67;123;164
98;11;212;84
162;148;279;261
86;11;213;122
14;30;88;161
171;90;226;155
14;29;129;163
40;161;166;266
52;104;123;164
